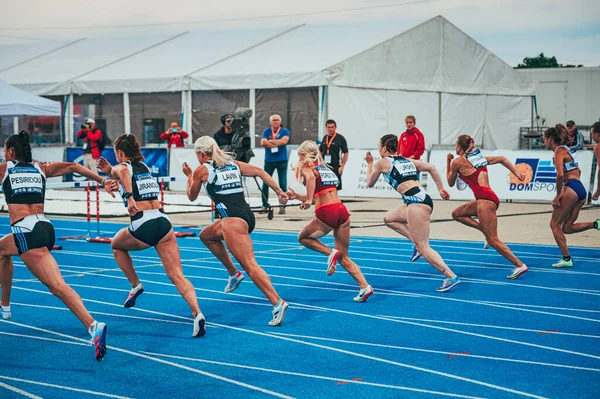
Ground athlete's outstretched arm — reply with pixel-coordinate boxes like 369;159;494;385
236;161;288;204
486;156;524;181
44;162;116;197
413;159;450;200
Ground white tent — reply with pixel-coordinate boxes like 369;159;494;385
0;16;534;149
0;79;61;116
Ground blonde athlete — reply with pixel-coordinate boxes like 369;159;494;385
183;136;290;326
287;141;373;302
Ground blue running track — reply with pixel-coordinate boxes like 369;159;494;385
0;215;599;399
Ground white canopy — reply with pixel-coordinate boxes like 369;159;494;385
0;16;534;97
0;79;61;116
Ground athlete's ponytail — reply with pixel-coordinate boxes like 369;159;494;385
5;130;33;162
456;134;476;154
114;133;144;163
194;136;234;168
294;140;325;182
544;124;570;146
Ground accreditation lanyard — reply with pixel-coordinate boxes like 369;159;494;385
271;127;281;141
324;132;337;154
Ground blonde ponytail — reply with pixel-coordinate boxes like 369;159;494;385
194;136;235;168
294;140;327;182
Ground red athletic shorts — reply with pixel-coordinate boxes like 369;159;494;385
315;201;350;229
475;187;500;209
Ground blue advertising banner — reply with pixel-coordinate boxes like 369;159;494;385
64;148;168;181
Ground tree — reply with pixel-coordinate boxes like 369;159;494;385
515;53;583;69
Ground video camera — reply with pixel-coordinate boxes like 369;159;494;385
226;107;255;163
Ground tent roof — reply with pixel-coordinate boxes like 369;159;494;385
0;16;534;96
0;79;61;116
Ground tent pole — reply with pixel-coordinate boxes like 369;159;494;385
66;93;74;143
438;92;442;144
13;117;18;135
123;92;131;134
249;88;256;148
318;85;324;141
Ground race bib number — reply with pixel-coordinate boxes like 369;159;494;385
271;147;279;153
135;174;159;199
324;154;332;164
214;167;243;193
317;166;339;187
466;149;488;169
10;172;44;195
392;159;417;177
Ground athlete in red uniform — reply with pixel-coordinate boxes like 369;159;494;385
447;135;529;279
287;140;373;302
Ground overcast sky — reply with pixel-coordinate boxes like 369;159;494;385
1;0;598;66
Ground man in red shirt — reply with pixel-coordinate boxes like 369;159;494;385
160;122;189;148
77;118;102;171
398;115;425;160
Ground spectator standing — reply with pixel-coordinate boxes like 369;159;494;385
566;120;585;152
213;114;235;150
160;122;189;149
318;119;348;190
398;115;425;160
77;117;102;171
261;114;290;214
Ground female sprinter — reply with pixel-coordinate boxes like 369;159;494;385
183;136;290;326
0;130;115;361
98;134;206;337
286;140;373;302
446;134;529;279
544;124;599;268
366;134;460;292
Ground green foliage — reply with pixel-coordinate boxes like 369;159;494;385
515;53;583;69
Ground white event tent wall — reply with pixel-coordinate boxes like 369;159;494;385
519;67;600;128
0;16;534;150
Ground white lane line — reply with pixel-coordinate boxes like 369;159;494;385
0;331;88;346
287;302;600;360
12;261;600;324
0;376;133;399
1;320;294;399
202;321;549;399
1;291;548;399
379;315;600;339
140;351;485;399
0;381;43;399
241;239;600;263
13;281;600;366
268;332;600;373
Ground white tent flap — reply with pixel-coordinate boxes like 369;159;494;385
441;93;485;145
0;80;61;116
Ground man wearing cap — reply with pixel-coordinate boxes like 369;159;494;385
566;120;586;152
213;114;235;150
77;118;103;171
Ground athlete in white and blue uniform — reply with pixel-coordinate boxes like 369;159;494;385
99;133;206;337
0;130;113;361
366;134;461;293
184;136;290;326
544;125;599;268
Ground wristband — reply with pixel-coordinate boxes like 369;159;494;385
122;192;133;200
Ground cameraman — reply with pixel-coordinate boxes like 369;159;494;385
261;114;289;214
213;114;234;149
160;122;189;149
77;117;102;171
